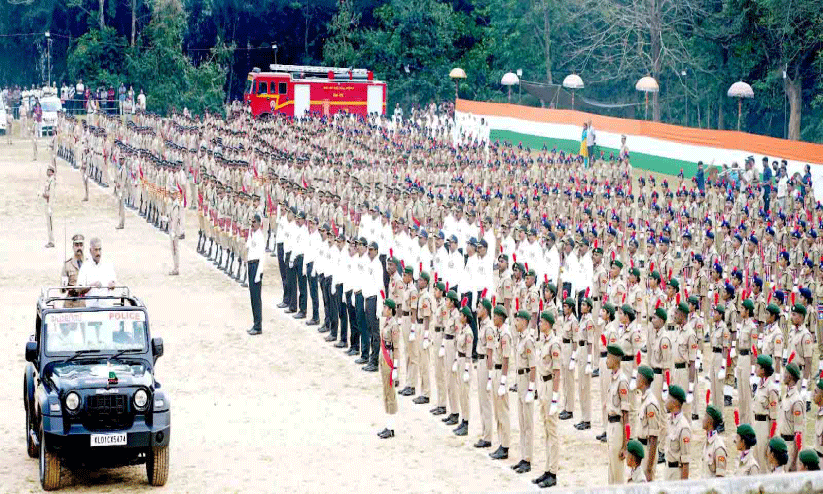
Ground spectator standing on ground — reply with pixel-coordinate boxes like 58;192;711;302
118;82;126;115
762;156;773;212
32;99;42;159
586;119;596;164
137;89;146;111
695;162;706;193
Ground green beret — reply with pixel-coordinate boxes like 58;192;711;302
419;271;431;283
668;385;686;403
498;253;509;261
629;267;640;278
714;304;726;314
460;306;473;319
513;262;525;273
384;298;396;310
435;281;446;292
786;362;801;381
637;365;654;384
620;304;635;317
742;299;755;312
563;297;576;307
582;297;593;308
706;405;723;426
611;260;623;269
626;439;645;460
650;270;661;280
677;302;690;314
516;309;531;320
387;256;398;265
606;344;624;358
540;311;555;325
769;436;788;454
446;290;459;303
526;269;536;278
687;295;700;306
737;424;756;441
603;303;616;316
493;306;508;319
817;378;823;391
756;355;774;373
766;303;781;316
480;297;492;312
799;449;819;469
792;303;807;316
593;247;604;254
654;307;668;321
668;278;680;289
404;266;414;275
547;283;557;294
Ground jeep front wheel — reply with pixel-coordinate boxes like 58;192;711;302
26;407;38;458
146;444;169;486
39;424;61;490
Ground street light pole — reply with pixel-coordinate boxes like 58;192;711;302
45;31;52;88
273;43;278;65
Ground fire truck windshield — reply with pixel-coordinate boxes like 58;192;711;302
244;79;253;96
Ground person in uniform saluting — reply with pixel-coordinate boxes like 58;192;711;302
378;298;401;439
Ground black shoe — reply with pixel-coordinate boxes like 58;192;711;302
575;421;591;430
595;432;606;441
285;308;297;314
443;413;459;425
724;395;732;407
377;428;395;439
362;363;378;372
598;432;608;443
306;319;320;326
533;472;549;484
318;326;330;333
490;446;509;460
453;421;468;436
515;461;531;474
247;327;262;335
692;413;699;421
412;396;430;404
717;422;725;433
324;335;337;342
509;384;518;393
399;387;415;396
808;401;812;413
294;312;306;319
538;473;557;488
334;341;347;348
277;303;289;308
431;406;447;416
511;460;527;471
346;347;359;356
657;451;665;464
355;357;368;365
474;439;492;448
558;411;573;420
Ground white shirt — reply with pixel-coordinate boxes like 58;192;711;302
363;255;383;298
246;228;266;261
76;257;117;307
543;245;560;284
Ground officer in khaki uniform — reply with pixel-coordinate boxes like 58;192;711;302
475;297;494;448
512;309;536;474
399;266;419;396
533;310;561;488
752;354;779;468
636;365;663;481
778;362;805;471
430;281;447;416
737;299;757;424
377;298;401;439
60;234;86;308
664;385;691;481
413;272;434;404
453;305;474;436
489;305;512;460
605;344;630;484
43;163;56;248
703;405;728;477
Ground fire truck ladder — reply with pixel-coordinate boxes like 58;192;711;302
268;64;370;79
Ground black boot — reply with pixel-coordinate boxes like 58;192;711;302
443;413;459;425
490;446;508;460
453;420;468;436
537;472;557;488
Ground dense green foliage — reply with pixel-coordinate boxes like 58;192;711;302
1;0;820;140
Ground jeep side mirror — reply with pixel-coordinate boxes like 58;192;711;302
151;337;164;360
25;341;37;363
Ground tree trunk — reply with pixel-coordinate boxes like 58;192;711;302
99;0;105;30
131;0;136;46
717;94;724;130
649;0;662;121
785;75;802;141
542;0;553;85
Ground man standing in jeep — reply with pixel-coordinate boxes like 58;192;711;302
60;233;86;308
76;237;117;306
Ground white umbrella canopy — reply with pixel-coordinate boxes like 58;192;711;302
562;74;584;89
449;67;467;79
727;81;754;99
635;76;659;93
501;72;519;86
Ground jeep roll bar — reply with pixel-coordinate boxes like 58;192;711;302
38;286;142;308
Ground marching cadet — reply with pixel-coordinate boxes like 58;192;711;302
533;310;561;488
703;405;728;477
442;291;461;427
626;439;647;483
738;298;757;424
574;297;594;430
43;163;56;248
490;305;512;460
766;436;789;473
413;272;434;405
454;302;474;436
60;233;86;308
735;424;761;475
399;265;419;397
636;365;663;481
377;298;401;439
664;385;691;481
778;362;805;471
475;297;494;448
430;281;447;416
511;308;536;474
168;187;183;275
559;297;578;421
752;355;780;467
604;344;630;484
799;449;821;471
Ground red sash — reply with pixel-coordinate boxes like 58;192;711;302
380;338;395;388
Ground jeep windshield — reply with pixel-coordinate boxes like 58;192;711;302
44;309;148;356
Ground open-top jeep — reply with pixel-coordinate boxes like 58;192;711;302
24;286;170;490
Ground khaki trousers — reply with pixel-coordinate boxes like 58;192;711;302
433;330;446;407
445;338;459;414
402;316;419;388
493;369;511;448
607;420;624;484
380;349;397;414
44;201;53;243
737;354;752;425
477;362;492;442
577;344;591;422
517;372;533;462
418;324;431;397
562;342;575;412
458;356;471;422
539;379;559;473
170;235;179;272
599;355;609;431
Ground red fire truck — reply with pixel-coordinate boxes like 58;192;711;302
244;64;387;118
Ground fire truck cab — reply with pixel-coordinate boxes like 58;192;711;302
244;64;387;119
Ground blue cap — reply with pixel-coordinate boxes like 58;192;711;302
780;251;789;262
713;263;723;275
419;229;429;239
437;230;445;239
774;290;786;303
706;230;715;239
732;269;743;280
725;283;735;295
800;287;812;300
753;276;763;287
468;237;478;246
749;235;758;245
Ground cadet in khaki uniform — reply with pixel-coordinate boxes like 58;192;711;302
441;291;461;426
708;303;728;410
673;301;697;418
752;355;779;467
626;440;647;483
737;299;757;424
574;297;594;430
43;163;56;248
430;281;447;416
399;266;419;397
766;436;789;473
377;298;401;439
475;297;494;448
60;234;86;308
453;305;474;436
512;309;536;474
559;297;578;420
597;303;618;443
786;303;813;397
490;305;512;460
604;344;630;484
799;449;821;471
413;272;433;404
532;311;561;487
703;405;728;477
636;365;663;481
664;385;691;481
778;362;805;471
735;424;761;475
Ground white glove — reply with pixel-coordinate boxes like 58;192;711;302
802;378;809;401
422;331;430;349
550;391;559;415
254;271;262;284
486;376;493;391
452;360;458;373
696;351;703;372
717;358;727;380
782;348;788;361
687;381;694;404
585;354;592;375
730;342;737;359
750;367;758;386
438;343;445;357
409;328;416;341
662;380;669;401
629;369;638;390
569;354;577;372
391;368;398;385
525;382;535;403
463;369;470;383
498;375;507;396
331;284;337;295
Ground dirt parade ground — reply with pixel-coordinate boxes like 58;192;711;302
0;136;729;493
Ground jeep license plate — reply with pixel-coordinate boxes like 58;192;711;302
90;433;127;447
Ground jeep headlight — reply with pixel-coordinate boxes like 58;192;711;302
133;389;149;411
65;391;80;413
